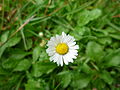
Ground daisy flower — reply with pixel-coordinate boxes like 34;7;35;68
46;32;79;66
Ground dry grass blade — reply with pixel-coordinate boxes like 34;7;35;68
0;15;36;47
9;15;35;38
44;0;52;15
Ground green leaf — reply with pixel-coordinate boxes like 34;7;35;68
14;59;31;71
86;41;104;61
25;79;48;90
0;66;10;75
105;27;117;33
0;44;8;59
100;70;113;85
39;50;48;61
32;46;41;63
26;38;33;50
97;37;112;45
110;33;120;40
77;9;101;26
89;9;102;20
2;59;21;69
58;71;71;88
0;74;22;90
71;73;91;89
112;42;120;49
25;79;40;90
0;36;21;59
35;0;44;5
52;25;69;35
70;26;91;40
32;61;56;77
7;36;21;47
93;79;106;89
10;49;31;60
77;10;90;26
103;49;120;67
0;31;9;43
81;63;92;74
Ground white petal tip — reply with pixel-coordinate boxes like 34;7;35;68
62;32;66;35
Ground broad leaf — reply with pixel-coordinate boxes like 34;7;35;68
77;9;101;26
86;41;104;61
7;36;21;47
100;70;113;85
110;33;120;40
0;31;9;43
32;46;41;63
71;73;91;89
2;59;21;69
32;61;56;77
0;36;21;58
103;49;120;67
81;63;92;74
89;9;102;20
26;38;33;50
25;79;48;90
70;26;91;40
10;50;31;60
14;59;31;71
0;44;8;59
58;71;71;88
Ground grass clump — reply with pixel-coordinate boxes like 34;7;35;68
0;0;120;90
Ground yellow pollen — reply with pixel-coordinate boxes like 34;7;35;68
56;43;69;55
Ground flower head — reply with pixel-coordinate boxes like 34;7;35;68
46;32;79;66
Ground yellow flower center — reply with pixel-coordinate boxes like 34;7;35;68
56;43;69;55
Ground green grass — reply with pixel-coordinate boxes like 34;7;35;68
0;0;120;90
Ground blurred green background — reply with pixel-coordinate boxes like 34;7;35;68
0;0;120;90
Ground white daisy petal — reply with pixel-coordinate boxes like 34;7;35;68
60;55;63;66
65;36;72;43
69;45;79;50
56;55;62;66
64;54;73;63
69;49;78;53
63;55;69;65
50;56;54;61
68;42;76;47
46;49;55;56
62;32;66;37
67;51;77;59
53;53;59;62
67;35;75;42
46;47;55;52
55;35;60;45
50;53;59;62
48;51;56;56
46;32;79;66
